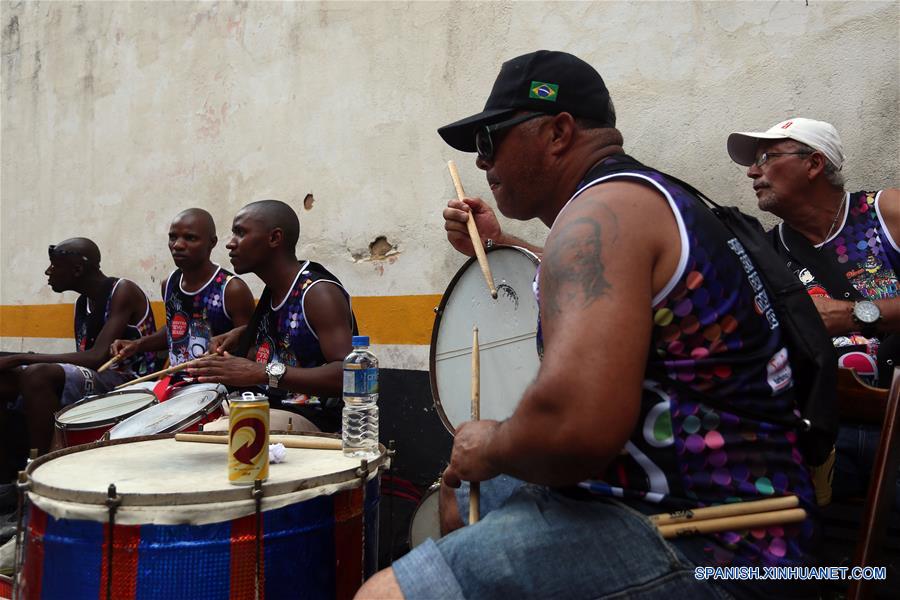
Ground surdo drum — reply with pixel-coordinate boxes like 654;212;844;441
18;435;385;599
54;390;158;447
430;246;541;432
407;483;441;550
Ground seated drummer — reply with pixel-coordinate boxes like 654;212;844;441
109;208;254;380
359;51;819;599
0;238;158;468
189;200;357;433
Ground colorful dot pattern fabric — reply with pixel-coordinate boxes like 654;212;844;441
164;267;237;366
252;261;351;370
538;157;817;570
75;279;158;377
777;190;899;382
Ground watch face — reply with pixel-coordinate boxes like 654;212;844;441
272;362;286;376
854;301;880;324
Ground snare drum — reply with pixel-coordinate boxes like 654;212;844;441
54;390;158;447
430;246;541;432
107;386;225;440
21;436;384;599
408;483;441;549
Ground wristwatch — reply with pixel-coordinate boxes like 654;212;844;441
265;362;286;388
852;300;881;337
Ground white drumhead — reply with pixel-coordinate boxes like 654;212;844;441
431;246;540;432
409;484;441;549
108;388;222;439
56;391;157;426
26;436;386;525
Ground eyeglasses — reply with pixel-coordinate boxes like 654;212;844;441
752;151;812;168
48;245;88;262
475;113;545;161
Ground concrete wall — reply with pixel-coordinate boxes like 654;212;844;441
2;0;899;370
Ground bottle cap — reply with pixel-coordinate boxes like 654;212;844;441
352;335;370;346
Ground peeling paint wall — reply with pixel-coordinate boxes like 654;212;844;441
2;1;899;369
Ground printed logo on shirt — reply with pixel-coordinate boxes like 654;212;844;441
255;340;272;365
766;347;793;394
170;312;189;340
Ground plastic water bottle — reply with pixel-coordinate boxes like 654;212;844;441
342;335;379;458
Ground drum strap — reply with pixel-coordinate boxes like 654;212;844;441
235;287;272;360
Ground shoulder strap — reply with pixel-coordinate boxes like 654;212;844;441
778;224;861;300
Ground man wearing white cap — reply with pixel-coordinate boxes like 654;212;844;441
728;118;900;506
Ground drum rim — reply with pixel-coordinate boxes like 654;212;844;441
26;433;388;506
54;390;158;431
108;388;223;437
407;482;441;549
429;245;539;435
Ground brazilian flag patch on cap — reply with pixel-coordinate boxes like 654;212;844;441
529;81;558;102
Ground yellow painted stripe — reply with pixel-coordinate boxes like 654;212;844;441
0;295;442;345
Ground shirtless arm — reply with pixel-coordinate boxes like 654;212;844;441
443;181;677;487
3;280;149;371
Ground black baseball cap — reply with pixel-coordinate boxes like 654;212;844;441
438;50;616;152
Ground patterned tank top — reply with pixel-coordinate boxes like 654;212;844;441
163;266;239;366
535;156;816;570
74;278;158;377
775;190;899;381
252;261;354;370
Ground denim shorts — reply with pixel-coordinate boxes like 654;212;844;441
393;484;734;600
833;423;900;512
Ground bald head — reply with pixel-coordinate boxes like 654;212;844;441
240;199;300;253
53;237;101;267
172;208;217;239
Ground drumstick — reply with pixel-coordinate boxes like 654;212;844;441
175;432;341;451
113;357;205;390
649;495;799;526
447;160;498;299
469;326;481;524
657;508;807;539
96;355;120;373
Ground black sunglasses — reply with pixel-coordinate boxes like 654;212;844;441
475;113;545;161
48;245;88;262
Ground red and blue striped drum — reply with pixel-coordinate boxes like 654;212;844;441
17;435;385;599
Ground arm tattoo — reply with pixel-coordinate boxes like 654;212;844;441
542;216;612;317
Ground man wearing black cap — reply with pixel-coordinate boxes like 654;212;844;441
359;51;818;599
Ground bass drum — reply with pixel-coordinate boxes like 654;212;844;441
430;246;541;433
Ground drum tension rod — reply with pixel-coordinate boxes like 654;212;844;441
13;470;31;600
253;479;264;595
105;484;122;600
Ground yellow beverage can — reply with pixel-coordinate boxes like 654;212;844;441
228;392;270;485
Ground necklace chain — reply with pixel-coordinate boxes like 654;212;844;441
821;195;846;244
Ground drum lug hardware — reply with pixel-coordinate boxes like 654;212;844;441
104;484;122;600
13;471;31;600
253;479;264;595
433;306;439;314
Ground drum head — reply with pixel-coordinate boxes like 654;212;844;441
109;388;222;439
408;484;441;549
430;246;540;433
56;390;157;428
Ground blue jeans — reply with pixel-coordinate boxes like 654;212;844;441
394;484;734;599
833;424;900;512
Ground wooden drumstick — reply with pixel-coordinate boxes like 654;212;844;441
657;508;807;539
469;326;481;524
113;356;205;390
650;495;799;526
447;160;498;299
96;355;120;373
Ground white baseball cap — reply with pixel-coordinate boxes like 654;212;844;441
727;117;844;170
